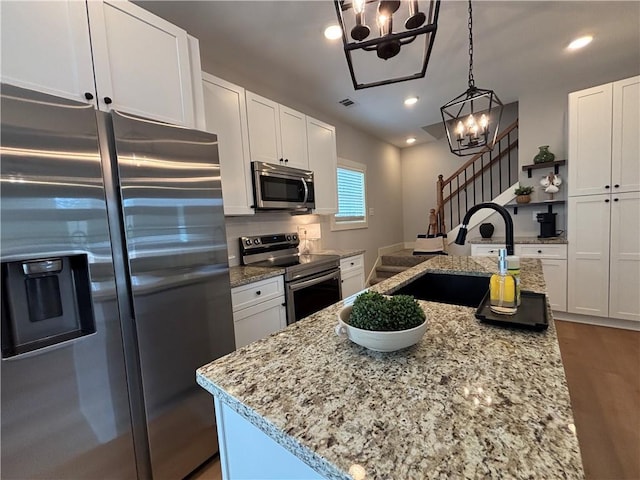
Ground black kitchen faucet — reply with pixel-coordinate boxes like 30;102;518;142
454;202;515;256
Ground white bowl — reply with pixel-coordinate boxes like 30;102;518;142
335;305;427;352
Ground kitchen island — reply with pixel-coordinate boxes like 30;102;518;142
197;256;583;479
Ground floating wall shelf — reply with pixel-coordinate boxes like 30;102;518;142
522;159;566;178
505;199;566;215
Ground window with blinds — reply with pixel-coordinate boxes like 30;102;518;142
332;160;367;230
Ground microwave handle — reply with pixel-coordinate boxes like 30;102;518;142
301;177;309;205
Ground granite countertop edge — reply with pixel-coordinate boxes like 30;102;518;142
228;265;286;288
468;236;568;244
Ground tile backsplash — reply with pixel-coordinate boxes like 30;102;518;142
224;212;323;266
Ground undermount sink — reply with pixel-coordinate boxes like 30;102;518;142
391;272;490;307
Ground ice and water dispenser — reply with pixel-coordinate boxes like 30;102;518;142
1;254;96;358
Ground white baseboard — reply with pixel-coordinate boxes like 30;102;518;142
553;311;640;331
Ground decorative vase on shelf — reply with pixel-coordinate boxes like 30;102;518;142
516;194;531;204
479;223;494;239
533;145;555;164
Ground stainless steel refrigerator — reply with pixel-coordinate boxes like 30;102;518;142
0;84;236;479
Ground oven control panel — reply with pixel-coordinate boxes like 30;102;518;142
240;232;299;254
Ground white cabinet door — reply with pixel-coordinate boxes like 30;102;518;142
233;297;287;349
568;83;613;197
612;76;640;194
540;259;567;312
87;0;195;127
340;255;365;298
202;74;254;216
608;192;640;321
279;106;309;170
246;91;281;164
0;0;96;105
307;117;338;214
567;195;611;317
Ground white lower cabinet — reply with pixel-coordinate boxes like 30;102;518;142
471;243;567;312
340;254;365;299
231;276;286;349
568;192;640;321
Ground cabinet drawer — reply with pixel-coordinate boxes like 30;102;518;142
471;244;505;257
231;275;284;312
340;254;364;273
516;244;567;259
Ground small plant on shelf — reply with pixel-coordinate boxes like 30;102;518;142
514;185;534;204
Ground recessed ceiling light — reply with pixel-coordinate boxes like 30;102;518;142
324;25;342;41
406;137;416;144
404;96;419;106
567;35;593;50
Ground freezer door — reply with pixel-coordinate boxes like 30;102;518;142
110;111;235;479
0;85;137;478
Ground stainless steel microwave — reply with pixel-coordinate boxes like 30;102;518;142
251;161;315;211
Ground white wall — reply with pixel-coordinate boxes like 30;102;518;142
201;58;404;275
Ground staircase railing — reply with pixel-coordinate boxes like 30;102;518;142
435;120;519;234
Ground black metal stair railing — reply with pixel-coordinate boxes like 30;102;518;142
435;120;519;234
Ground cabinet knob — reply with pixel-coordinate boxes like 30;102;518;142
284;159;289;163
605;185;610;189
104;97;113;105
350;262;354;266
537;250;542;254
279;158;284;163
614;184;620;188
255;290;261;295
614;198;619;202
84;92;94;100
605;199;610;203
341;280;344;283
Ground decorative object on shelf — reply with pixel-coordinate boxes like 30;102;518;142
333;0;441;90
540;172;562;200
533;145;555;164
440;0;503;157
514;185;534;204
479;222;494;239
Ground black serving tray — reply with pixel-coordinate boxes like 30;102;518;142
475;290;549;331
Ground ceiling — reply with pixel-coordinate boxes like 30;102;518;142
136;1;640;148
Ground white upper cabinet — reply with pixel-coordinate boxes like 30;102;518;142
0;0;97;106
568;83;613;196
202;73;254;216
246;92;309;169
279;106;309;170
612;76;640;193
87;0;195;127
307;116;338;214
569;76;640;197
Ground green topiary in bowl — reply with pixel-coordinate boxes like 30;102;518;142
348;291;425;331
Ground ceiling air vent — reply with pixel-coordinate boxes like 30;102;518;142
338;98;357;108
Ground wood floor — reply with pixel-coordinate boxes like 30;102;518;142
189;322;639;480
555;320;640;480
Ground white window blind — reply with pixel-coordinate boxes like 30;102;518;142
334;162;367;228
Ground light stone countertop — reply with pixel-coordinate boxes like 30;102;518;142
228;265;285;288
315;249;366;259
469;236;568;244
199;255;583;479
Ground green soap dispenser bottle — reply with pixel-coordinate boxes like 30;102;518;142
490;249;518;315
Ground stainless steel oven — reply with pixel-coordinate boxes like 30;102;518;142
251;161;315;211
240;233;341;324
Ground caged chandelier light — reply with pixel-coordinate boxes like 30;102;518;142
440;0;503;157
334;0;441;90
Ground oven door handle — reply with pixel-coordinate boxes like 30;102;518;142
301;177;309;205
288;270;339;292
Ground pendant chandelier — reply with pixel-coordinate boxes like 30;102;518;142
440;0;503;157
334;0;441;90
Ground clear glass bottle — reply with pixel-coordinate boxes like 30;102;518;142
490;249;517;315
507;255;521;306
